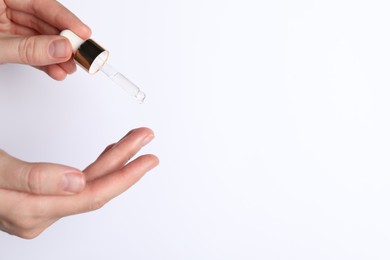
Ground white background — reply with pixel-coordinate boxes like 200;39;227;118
1;0;390;259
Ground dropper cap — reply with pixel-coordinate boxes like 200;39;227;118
60;30;109;74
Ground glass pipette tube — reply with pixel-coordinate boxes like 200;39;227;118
99;61;146;103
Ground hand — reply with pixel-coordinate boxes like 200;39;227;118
0;0;91;80
0;127;159;239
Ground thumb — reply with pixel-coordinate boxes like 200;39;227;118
0;150;85;195
0;35;73;66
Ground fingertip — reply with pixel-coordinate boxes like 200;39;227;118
44;64;68;80
137;128;155;147
132;127;155;140
149;154;160;168
84;25;92;39
58;59;77;75
116;127;155;145
140;154;160;170
70;61;77;74
51;72;67;81
76;24;92;40
137;127;155;136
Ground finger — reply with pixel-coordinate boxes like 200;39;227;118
97;143;116;158
5;0;91;39
6;8;59;35
53;154;159;217
35;64;68;80
84;128;155;182
57;59;76;75
7;22;38;36
0;35;73;66
96;129;137;159
0;150;86;195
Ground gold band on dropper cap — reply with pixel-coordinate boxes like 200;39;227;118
60;30;109;74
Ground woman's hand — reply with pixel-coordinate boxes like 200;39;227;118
0;127;159;239
0;0;91;80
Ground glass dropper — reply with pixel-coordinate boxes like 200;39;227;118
60;29;146;103
99;60;146;103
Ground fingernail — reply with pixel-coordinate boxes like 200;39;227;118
49;39;70;58
142;134;155;146
62;172;85;193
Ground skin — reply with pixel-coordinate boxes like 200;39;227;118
0;128;159;239
0;0;91;80
0;0;159;239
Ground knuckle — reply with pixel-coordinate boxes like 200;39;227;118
18;37;37;65
24;164;44;194
89;197;107;211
